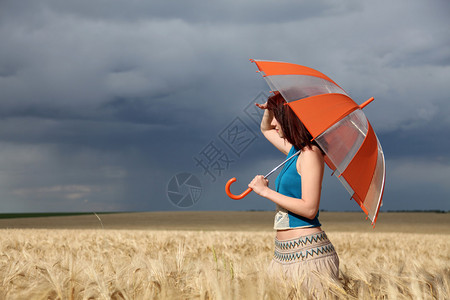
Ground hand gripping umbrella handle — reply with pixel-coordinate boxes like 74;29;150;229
225;177;253;200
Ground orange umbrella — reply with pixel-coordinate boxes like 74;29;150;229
226;59;385;226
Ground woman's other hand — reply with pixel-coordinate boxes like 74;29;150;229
255;102;268;110
249;175;269;197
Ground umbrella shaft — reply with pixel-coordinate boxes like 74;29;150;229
264;150;301;179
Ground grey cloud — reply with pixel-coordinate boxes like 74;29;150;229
0;0;363;25
0;0;449;212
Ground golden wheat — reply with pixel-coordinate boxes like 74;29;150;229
0;229;448;299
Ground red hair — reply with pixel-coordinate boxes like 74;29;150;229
267;92;320;151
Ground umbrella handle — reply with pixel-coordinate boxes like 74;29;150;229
225;177;253;200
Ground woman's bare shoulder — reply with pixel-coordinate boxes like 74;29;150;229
298;145;324;164
301;145;323;156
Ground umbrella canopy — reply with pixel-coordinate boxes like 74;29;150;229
250;59;385;226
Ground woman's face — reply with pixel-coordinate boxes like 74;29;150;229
271;117;284;138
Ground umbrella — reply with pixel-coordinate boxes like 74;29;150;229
225;59;385;226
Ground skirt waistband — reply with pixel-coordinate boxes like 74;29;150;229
275;231;329;250
273;231;336;264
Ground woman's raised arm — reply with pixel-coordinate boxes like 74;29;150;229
256;102;291;155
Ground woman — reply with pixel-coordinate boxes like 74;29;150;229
248;92;339;292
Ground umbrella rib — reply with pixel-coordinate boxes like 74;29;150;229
350;118;368;137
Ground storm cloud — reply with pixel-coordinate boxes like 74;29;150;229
0;0;449;213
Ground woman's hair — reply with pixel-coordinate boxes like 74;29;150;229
267;91;319;151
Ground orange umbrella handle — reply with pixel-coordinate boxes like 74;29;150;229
225;177;253;200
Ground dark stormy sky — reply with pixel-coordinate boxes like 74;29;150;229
0;0;449;213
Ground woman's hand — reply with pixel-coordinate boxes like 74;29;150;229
257;101;274;132
255;101;268;110
256;100;291;155
248;175;269;197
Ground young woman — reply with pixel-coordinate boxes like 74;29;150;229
248;92;339;291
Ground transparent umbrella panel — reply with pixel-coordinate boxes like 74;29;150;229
315;109;385;224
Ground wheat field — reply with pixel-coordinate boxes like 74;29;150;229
0;213;449;299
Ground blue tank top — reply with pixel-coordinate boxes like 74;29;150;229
274;146;321;229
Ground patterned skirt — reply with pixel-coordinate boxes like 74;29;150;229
268;231;340;293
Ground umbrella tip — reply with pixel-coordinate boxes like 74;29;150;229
359;97;375;109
